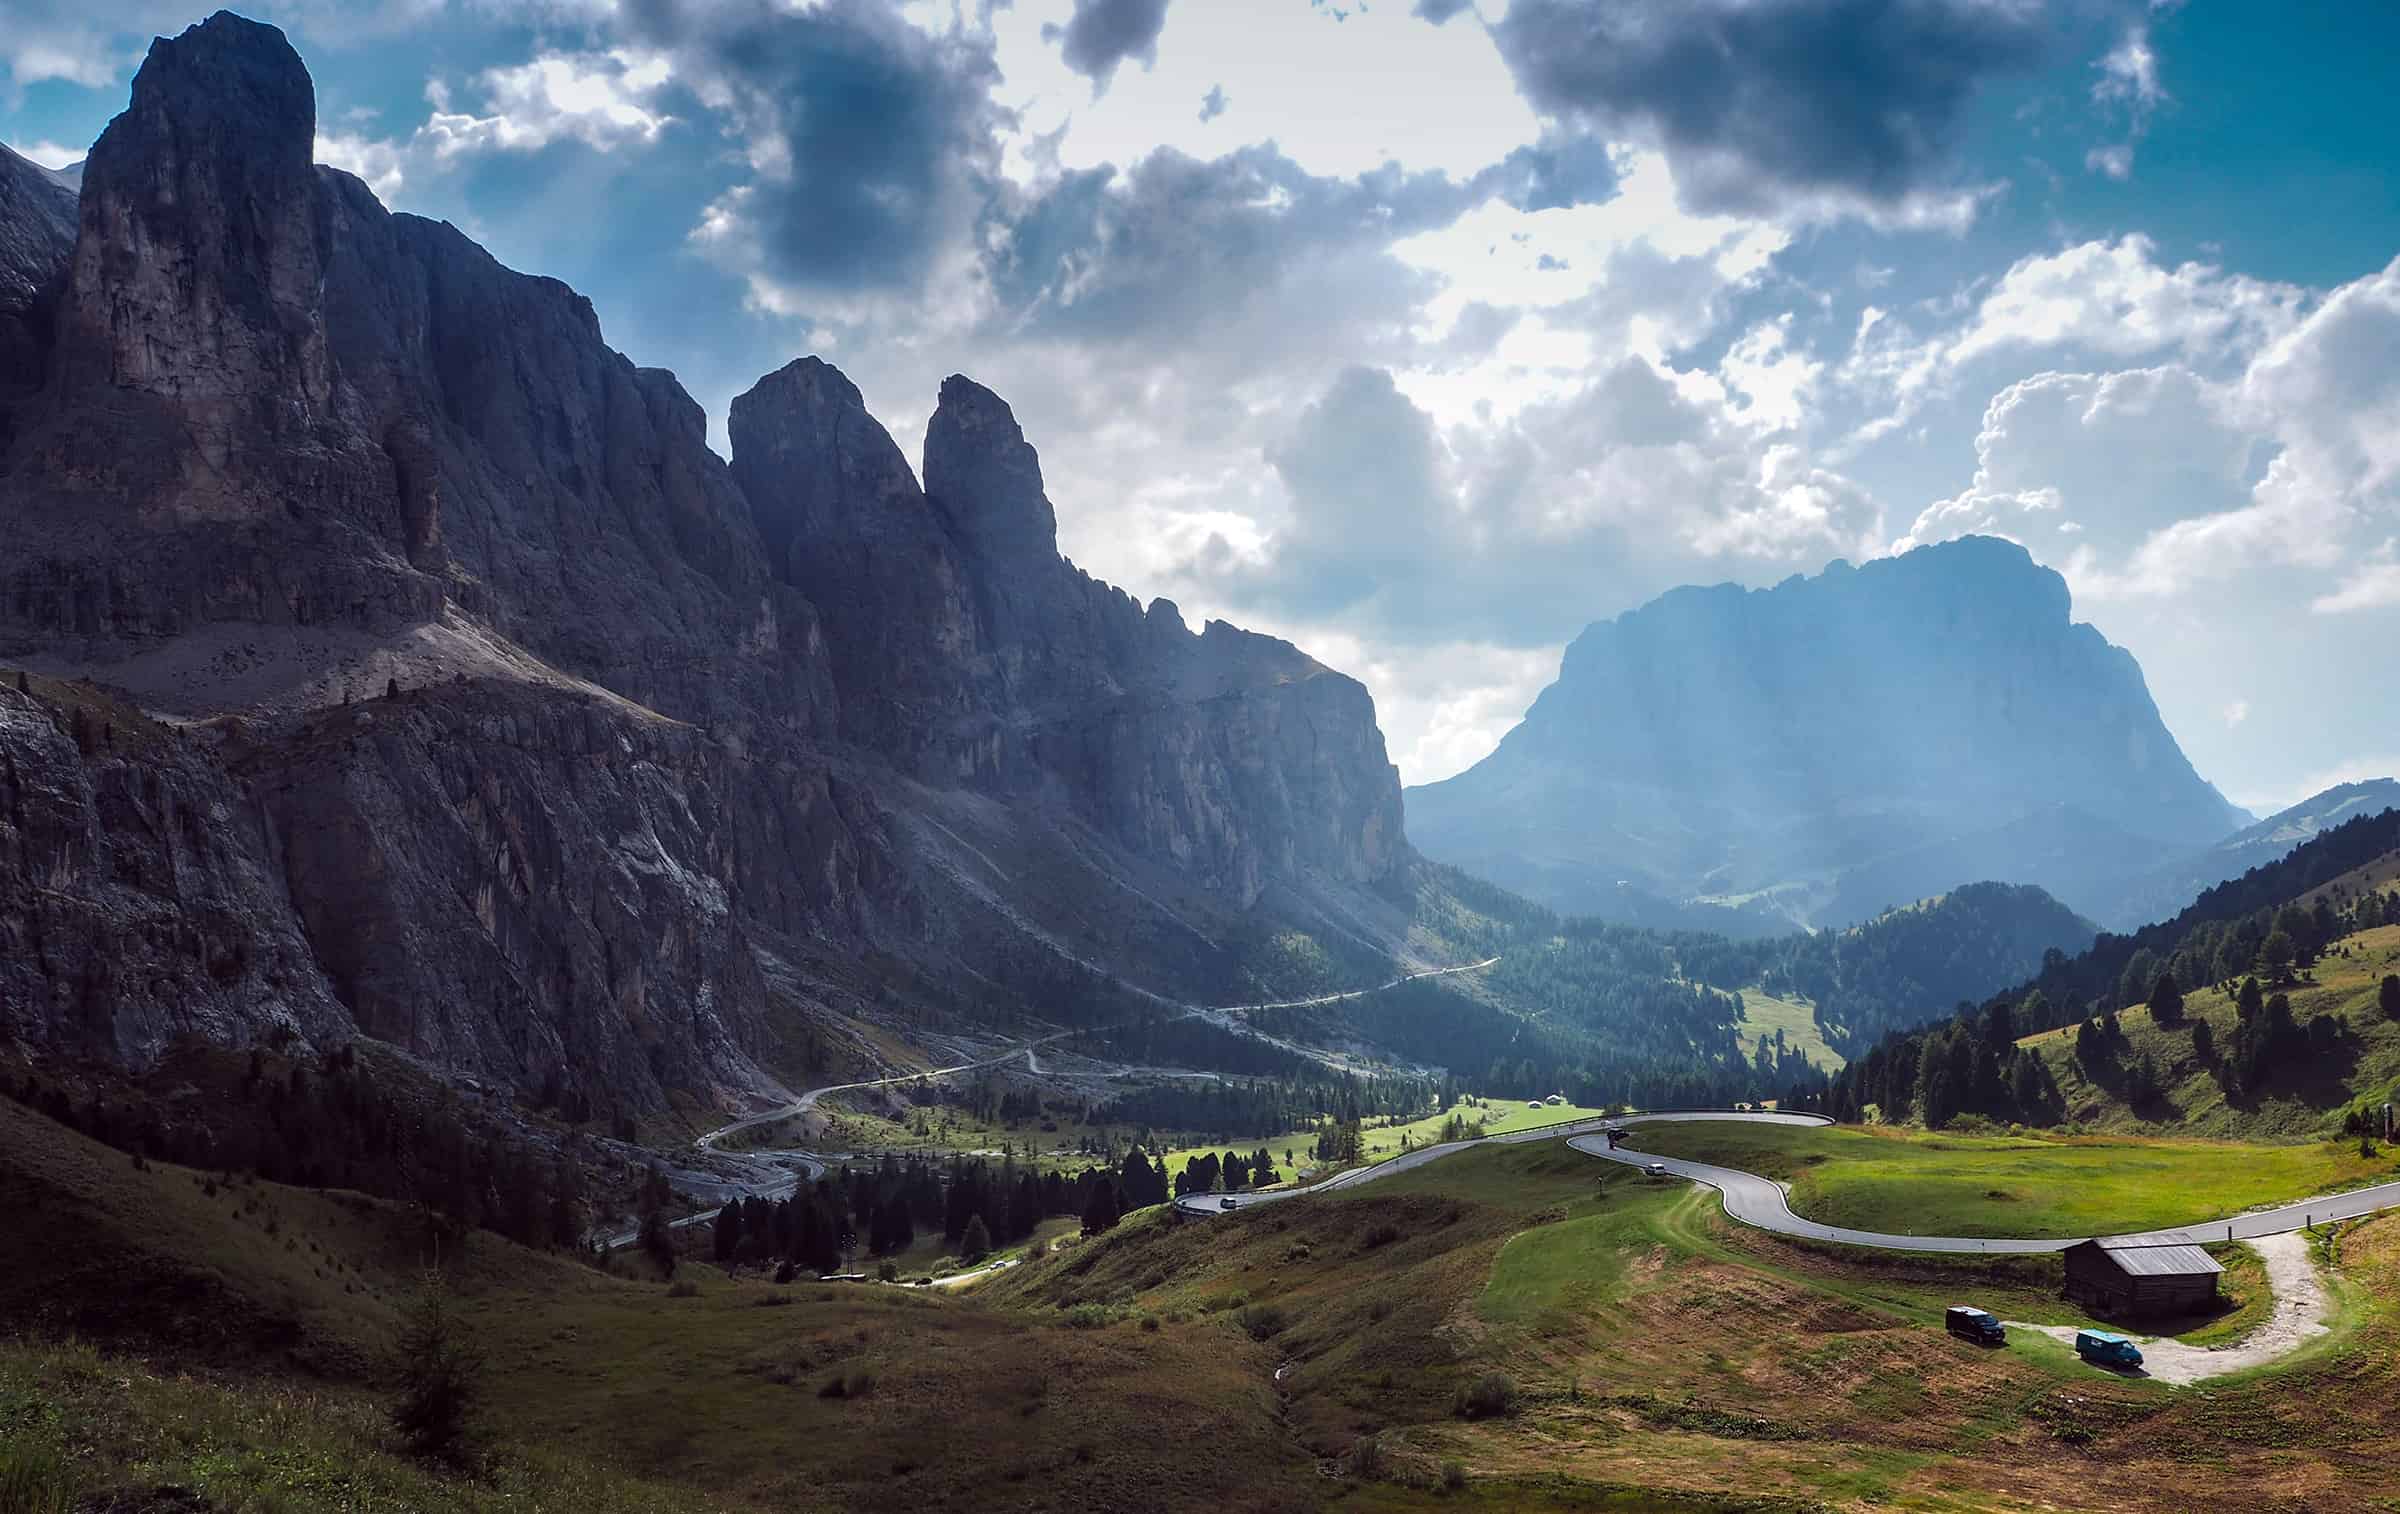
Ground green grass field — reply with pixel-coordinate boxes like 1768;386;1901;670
1623;1119;2398;1238
1729;984;1847;1072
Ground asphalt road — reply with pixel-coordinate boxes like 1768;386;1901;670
1179;1109;2400;1254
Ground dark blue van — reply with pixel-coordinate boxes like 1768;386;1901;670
1945;1306;2005;1345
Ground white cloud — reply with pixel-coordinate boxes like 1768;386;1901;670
2093;25;2164;113
2222;699;2250;727
1948;236;2304;369
5;138;83;170
317;130;409;198
2313;560;2400;615
2085;143;2133;180
988;0;1539;185
1842;236;2310;447
420;50;674;159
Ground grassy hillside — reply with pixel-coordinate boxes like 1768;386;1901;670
1730;984;1847;1072
17;1086;2400;1511
1622;1119;2398;1238
2014;922;2400;1137
0;1096;1305;1513
990;1136;2400;1511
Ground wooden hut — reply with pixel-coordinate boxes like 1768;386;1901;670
2061;1239;2221;1319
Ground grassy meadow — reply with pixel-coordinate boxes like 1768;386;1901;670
1620;1118;2398;1238
2017;922;2400;1138
1729;984;1848;1073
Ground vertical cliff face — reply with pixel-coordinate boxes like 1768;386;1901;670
0;145;77;420
0;13;1416;1109
731;362;1405;902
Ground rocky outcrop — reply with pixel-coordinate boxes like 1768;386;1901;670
0;14;1411;1111
0;144;78;433
1408;536;2248;926
0;677;351;1064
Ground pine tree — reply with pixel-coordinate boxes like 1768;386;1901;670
1081;1181;1121;1236
2147;971;2184;1025
639;1209;677;1277
2260;931;2297;983
392;1269;483;1462
961;1214;993;1264
2381;974;2400;1021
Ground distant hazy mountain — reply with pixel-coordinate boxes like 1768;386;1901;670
2104;778;2400;931
1407;537;2250;928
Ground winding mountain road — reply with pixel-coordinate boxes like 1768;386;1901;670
1173;1108;2394;1382
1177;1108;2400;1254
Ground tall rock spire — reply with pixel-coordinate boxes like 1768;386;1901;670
57;12;334;470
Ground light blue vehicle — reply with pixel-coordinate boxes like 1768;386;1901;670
2074;1329;2143;1368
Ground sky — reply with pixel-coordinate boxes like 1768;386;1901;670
5;0;2397;816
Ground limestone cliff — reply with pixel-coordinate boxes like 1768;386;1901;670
0;13;1411;1110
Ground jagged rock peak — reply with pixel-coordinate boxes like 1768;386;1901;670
727;355;926;570
60;11;331;436
924;373;1060;570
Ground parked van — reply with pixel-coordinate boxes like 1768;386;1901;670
1944;1306;2005;1345
2074;1329;2143;1368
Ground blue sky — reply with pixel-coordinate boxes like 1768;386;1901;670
7;0;2398;815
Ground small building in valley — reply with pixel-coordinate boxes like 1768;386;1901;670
2061;1239;2222;1319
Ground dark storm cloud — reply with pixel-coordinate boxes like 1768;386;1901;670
1489;0;2078;212
622;0;1005;290
1045;0;1172;91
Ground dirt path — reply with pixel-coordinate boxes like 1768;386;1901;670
2010;1231;2331;1385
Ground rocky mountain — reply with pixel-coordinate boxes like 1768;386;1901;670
0;14;1410;1119
1406;537;2249;929
0;143;77;431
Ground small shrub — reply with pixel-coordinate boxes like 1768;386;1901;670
1201;1291;1251;1314
1451;1371;1519;1420
666;1279;700;1299
1345;1434;1386;1480
820;1370;876;1399
1441;1459;1468;1492
1063;1303;1117;1329
1236;1304;1288;1341
877;1261;898;1282
1140;1314;1161;1332
1359;1223;1402;1251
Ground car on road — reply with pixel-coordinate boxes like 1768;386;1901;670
2075;1329;2143;1369
1218;1196;1239;1211
1944;1305;2005;1345
1641;1162;1670;1178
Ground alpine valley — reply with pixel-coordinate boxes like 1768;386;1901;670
8;13;2400;1514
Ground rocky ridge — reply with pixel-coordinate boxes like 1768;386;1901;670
0;13;1408;1116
